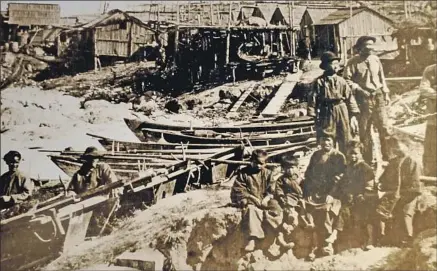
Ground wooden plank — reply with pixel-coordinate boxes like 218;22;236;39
261;70;302;117
385;76;422;81
227;85;255;114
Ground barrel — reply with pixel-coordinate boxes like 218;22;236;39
10;42;19;53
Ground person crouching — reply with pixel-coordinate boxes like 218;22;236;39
231;149;283;252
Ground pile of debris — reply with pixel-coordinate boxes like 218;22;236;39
390;88;428;127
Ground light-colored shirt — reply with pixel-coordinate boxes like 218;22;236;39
343;54;389;94
68;163;118;195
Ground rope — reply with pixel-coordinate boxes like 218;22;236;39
32;215;57;243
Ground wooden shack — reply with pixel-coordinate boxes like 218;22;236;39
7;3;60;26
60;9;159;70
2;3;61;43
300;6;396;60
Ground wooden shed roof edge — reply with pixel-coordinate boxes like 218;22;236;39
314;6;395;26
72;9;159;33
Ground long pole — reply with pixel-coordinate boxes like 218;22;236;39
349;1;353;56
291;1;295;56
288;2;293;55
174;2;180;65
210;2;214;25
225;2;232;64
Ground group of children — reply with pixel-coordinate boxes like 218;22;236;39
274;133;422;260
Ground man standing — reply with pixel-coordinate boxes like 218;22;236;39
68;146;118;197
308;51;359;154
376;136;423;246
231;149;282;252
343;36;391;164
419;64;436;177
304;133;346;257
0;151;34;210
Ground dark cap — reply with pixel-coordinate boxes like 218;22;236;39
251;149;268;161
354;36;376;50
80;146;105;160
281;154;299;166
319;51;341;70
3;151;21;162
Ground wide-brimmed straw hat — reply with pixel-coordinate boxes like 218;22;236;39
80;146;105;160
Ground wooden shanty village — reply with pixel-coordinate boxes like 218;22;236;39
0;1;436;271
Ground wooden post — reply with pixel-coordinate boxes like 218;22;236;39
188;1;191;23
225;2;232;64
404;0;409;18
92;28;98;71
279;32;284;56
174;2;180;65
288;2;295;56
157;4;160;22
128;22;134;59
210;2;214;25
343;37;348;65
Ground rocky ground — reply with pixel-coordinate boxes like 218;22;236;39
44;185;436;271
1;59;433;270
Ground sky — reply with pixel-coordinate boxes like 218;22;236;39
0;1;168;16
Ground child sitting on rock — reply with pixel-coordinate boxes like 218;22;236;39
339;140;376;250
276;155;314;229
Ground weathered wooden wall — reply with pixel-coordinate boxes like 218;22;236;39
338;10;396;56
94;21;155;58
8;3;60;26
338;9;394;39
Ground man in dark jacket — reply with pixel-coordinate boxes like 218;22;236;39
376;136;423;246
0;151;34;210
231;149;282;252
68;146;118;197
307;51;360;154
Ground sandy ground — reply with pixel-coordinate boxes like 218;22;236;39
45;185;436;271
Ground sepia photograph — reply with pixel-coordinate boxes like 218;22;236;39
0;0;436;270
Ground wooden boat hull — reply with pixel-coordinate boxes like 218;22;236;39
49;155;174;180
124;117;314;141
143;126;315;146
94;136;242;151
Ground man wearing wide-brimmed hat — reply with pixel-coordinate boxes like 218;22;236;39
343;35;391;165
0;151;34;210
231;149;283;252
67;146;118;196
307;51;360;154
